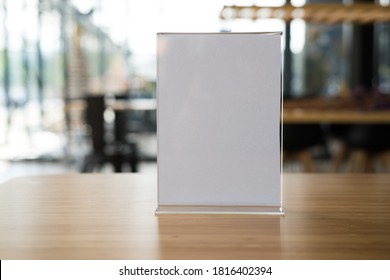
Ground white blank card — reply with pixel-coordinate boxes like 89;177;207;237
157;33;282;214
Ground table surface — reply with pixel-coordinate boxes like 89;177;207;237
283;96;390;123
108;99;157;111
283;109;390;123
67;96;390;123
0;174;389;260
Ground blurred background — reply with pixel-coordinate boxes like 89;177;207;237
1;0;390;183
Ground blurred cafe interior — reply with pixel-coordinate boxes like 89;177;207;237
1;0;390;183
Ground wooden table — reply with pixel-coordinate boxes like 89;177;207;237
282;96;390;124
0;174;389;259
107;98;157;111
283;109;390;124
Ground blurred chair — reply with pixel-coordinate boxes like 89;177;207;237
113;91;157;162
283;124;326;172
81;94;139;173
343;124;390;172
327;124;351;172
113;92;140;171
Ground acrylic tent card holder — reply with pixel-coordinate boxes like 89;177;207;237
156;33;283;215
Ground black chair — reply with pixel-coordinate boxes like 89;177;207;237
113;93;140;172
326;124;352;172
283;124;326;172
344;124;390;172
81;94;139;173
